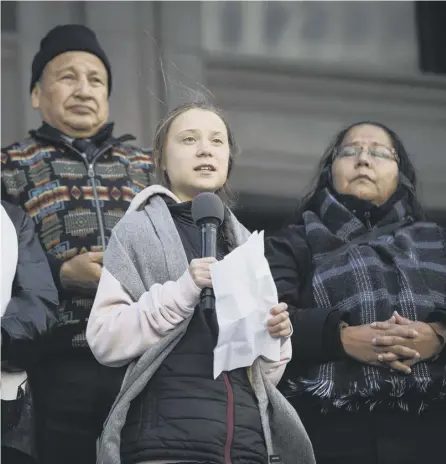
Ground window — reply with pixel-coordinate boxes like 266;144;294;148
202;2;418;75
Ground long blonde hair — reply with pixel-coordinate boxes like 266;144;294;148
152;101;238;207
152;101;239;248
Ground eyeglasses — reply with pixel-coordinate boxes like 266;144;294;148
335;144;399;163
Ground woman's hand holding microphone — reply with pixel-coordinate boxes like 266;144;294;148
188;258;292;338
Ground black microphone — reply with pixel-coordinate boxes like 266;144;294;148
191;192;225;312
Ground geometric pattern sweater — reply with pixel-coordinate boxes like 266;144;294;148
1;122;153;350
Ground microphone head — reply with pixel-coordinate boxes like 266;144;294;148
191;192;225;226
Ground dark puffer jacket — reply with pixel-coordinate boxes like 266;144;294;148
121;310;267;464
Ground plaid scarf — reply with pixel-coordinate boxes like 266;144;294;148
298;188;446;413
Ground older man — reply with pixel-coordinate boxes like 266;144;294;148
1;25;152;464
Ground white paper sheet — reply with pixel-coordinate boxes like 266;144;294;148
210;231;281;379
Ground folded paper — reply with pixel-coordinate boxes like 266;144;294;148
210;231;280;379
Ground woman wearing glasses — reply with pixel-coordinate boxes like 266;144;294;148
266;122;446;464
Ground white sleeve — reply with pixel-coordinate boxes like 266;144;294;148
86;267;201;367
258;337;292;386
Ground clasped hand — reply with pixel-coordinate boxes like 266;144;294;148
342;311;442;374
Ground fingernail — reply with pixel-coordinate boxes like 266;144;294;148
406;368;411;374
415;352;420;358
378;355;383;361
372;338;377;345
371;322;376;328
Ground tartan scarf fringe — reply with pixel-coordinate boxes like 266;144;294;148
286;377;446;413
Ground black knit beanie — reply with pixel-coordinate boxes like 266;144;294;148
30;24;112;95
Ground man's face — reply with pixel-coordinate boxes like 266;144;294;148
31;51;109;138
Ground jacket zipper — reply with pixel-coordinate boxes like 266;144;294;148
86;158;107;250
30;129;137;251
222;372;234;464
73;143;115;250
364;211;372;230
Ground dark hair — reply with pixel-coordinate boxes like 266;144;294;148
294;121;426;222
152;100;239;249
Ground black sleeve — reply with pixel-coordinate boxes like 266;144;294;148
426;311;446;325
1;208;59;370
426;227;446;325
46;253;66;294
265;225;348;365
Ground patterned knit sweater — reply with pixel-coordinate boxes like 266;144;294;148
1;122;153;350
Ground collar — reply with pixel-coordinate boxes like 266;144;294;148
30;122;116;147
330;185;409;228
309;187;411;241
165;198;195;227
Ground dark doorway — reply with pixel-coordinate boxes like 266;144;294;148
416;1;446;75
